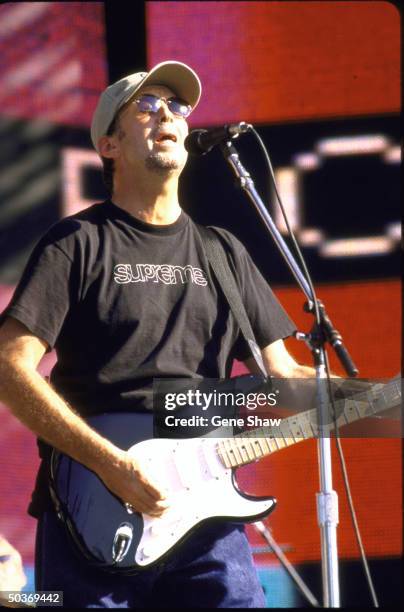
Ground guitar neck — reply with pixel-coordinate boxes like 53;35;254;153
217;378;401;469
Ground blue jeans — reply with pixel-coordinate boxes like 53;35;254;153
35;510;266;608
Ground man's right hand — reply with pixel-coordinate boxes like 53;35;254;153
97;449;169;517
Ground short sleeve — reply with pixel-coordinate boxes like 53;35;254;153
217;231;297;360
0;237;76;349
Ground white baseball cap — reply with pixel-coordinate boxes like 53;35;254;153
91;60;202;153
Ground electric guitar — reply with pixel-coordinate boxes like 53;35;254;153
50;378;401;572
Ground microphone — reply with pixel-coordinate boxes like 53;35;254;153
184;122;251;156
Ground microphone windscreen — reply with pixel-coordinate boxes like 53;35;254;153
184;129;208;156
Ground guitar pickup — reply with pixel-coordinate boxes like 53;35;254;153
200;438;226;479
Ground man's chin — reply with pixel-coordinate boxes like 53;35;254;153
145;153;185;174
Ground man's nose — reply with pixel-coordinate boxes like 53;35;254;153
156;100;174;122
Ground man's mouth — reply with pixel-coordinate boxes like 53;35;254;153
155;133;178;144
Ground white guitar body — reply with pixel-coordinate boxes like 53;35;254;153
51;412;276;571
128;436;275;566
51;377;400;571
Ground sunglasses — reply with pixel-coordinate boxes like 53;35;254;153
133;94;192;118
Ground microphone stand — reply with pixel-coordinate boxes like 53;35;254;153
219;139;359;607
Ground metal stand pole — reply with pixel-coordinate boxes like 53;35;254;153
314;356;340;607
219;139;358;606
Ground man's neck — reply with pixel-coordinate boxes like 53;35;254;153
111;173;182;225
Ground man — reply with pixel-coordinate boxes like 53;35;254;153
0;61;315;608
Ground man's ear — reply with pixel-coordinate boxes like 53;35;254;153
98;135;119;159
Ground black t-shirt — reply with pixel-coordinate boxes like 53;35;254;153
2;200;296;515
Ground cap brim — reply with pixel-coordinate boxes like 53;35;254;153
127;61;201;109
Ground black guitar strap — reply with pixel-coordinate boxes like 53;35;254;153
196;224;269;380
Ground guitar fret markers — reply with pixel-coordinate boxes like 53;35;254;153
214;378;400;469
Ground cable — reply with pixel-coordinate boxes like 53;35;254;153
249;127;321;327
247;126;379;606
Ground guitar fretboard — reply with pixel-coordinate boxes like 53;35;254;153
216;379;401;469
